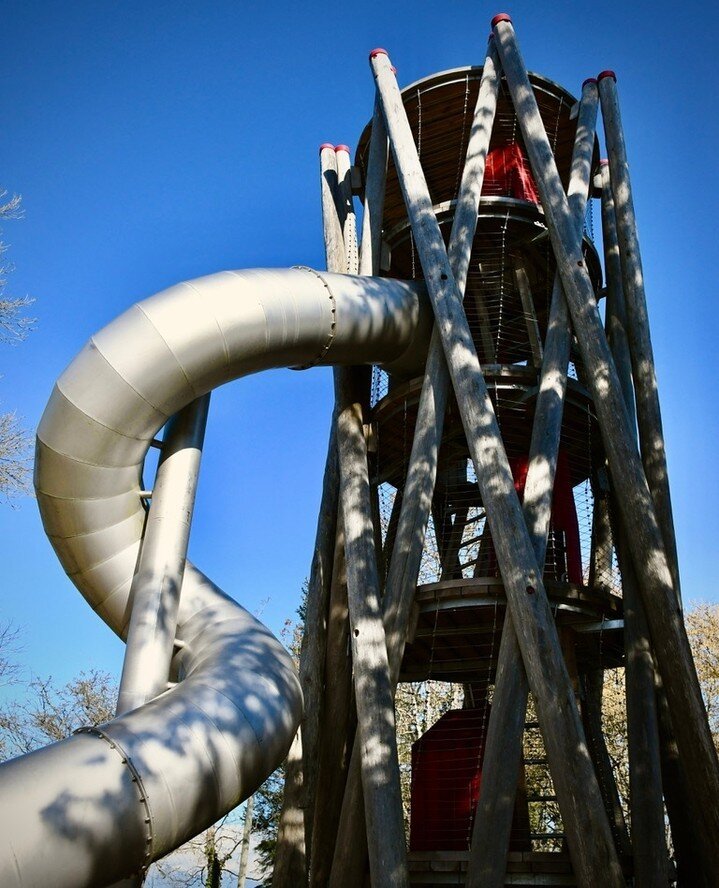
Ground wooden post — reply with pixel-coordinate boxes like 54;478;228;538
381;487;403;579
274;732;306;884
588;478;613;593
654;678;711;887
467;615;527;884
601;158;668;884
273;143;346;887
274;426;339;886
324;136;408;886
467;77;601;888
513;262;543;367
329;40;502;885
318;142;347;270
372;47;623;888
598;72;681;604
492;13;719;861
310;519;358;887
334;365;409;888
237;795;254;888
324;107;390;888
358;95;388;277
579;671;632;858
335;145;359;274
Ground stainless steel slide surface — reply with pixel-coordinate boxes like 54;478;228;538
0;267;429;887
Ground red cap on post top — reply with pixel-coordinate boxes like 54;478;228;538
599;159;610;167
335;144;351;154
582;77;598;88
369;48;388;59
319;143;335;154
598;70;617;82
491;13;512;26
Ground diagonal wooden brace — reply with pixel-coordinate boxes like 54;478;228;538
493;13;719;862
467;77;603;888
329;42;503;886
598;72;681;604
371;46;623;888
601;158;668;884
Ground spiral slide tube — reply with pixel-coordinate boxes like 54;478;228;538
0;267;429;888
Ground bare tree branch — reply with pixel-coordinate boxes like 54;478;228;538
0;410;32;501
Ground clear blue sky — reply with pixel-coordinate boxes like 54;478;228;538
1;0;717;689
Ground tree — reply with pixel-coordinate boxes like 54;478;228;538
0;668;117;760
0;190;34;502
149;811;254;888
599;601;719;862
684;602;719;746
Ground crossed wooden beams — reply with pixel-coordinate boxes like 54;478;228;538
275;14;719;888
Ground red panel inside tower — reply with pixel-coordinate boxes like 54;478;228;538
483;143;540;203
511;451;583;585
409;708;531;852
477;451;583;585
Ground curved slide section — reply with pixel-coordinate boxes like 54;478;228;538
0;267;429;887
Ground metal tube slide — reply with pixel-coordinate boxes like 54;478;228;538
0;267;429;888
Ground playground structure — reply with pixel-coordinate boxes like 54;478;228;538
0;13;717;888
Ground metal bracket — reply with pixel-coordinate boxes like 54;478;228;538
289;267;337;370
75;725;156;872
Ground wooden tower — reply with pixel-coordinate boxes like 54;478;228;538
274;15;719;888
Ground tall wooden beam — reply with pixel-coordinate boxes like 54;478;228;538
310;519;357;887
327;138;409;887
598;72;681;604
654;678;711;887
588;480;613;592
600;158;668;884
467;77;601;888
273;143;346;886
320;142;347;272
335;364;409;888
358;96;388;277
579;670;632;858
335;145;359;274
372;46;623;888
273;428;339;887
324;100;389;887
492;14;719;862
329;40;502;886
582;474;632;857
513;261;543;368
